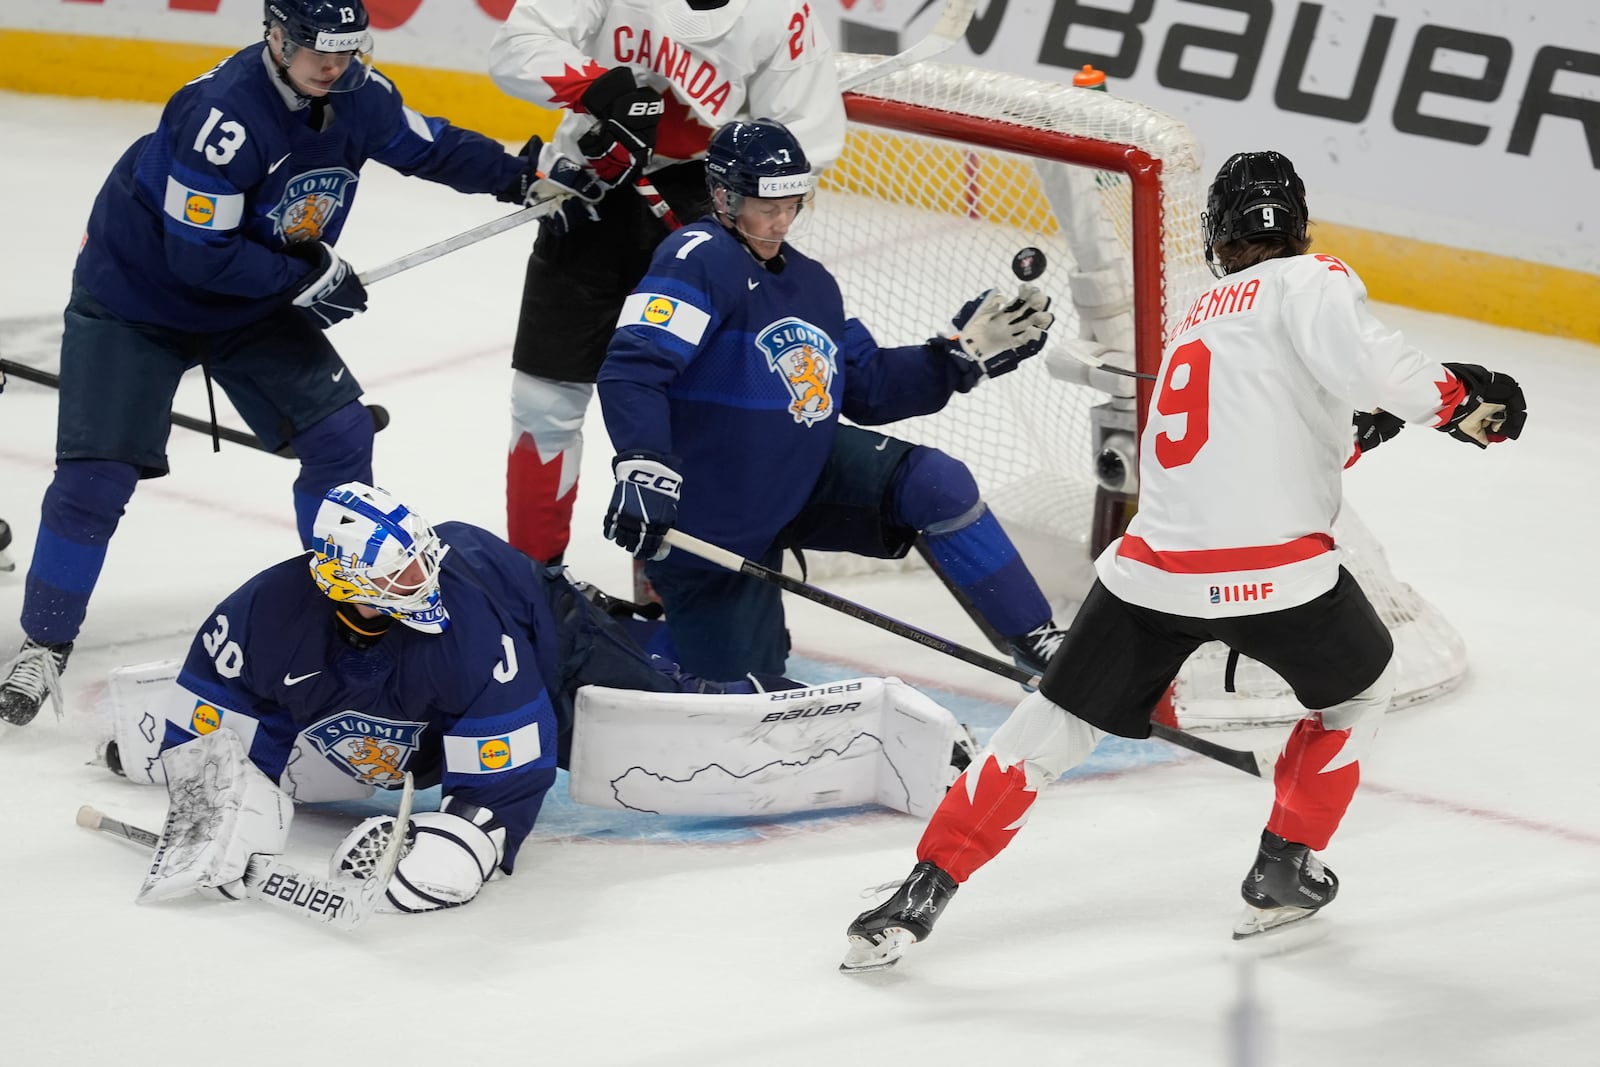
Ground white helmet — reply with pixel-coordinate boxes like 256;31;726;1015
308;482;450;633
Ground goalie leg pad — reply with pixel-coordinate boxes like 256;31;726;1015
1268;669;1391;850
137;728;292;903
109;661;264;789
569;677;963;818
103;663;374;801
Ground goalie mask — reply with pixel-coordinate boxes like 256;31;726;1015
309;482;451;633
1202;151;1308;276
264;0;374;94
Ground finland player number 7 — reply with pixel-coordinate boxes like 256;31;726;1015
1153;339;1212;469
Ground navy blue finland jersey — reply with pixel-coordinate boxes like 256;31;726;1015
598;221;968;560
173;523;567;870
76;45;521;332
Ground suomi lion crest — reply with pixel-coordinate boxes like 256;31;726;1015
756;316;838;427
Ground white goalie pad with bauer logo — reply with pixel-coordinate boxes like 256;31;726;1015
569;677;965;819
109;663;966;819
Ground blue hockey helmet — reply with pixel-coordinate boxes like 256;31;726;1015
705;119;816;207
263;0;373;93
1202;151;1308;276
309;482;451;634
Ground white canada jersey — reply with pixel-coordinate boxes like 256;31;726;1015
489;0;846;172
1095;252;1465;618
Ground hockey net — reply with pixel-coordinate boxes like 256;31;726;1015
796;56;1465;729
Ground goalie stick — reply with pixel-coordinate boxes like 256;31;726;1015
75;771;415;931
838;0;978;93
662;529;1278;778
0;358;390;459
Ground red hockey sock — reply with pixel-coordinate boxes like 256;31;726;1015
1266;717;1362;850
507;434;577;564
916;754;1038;883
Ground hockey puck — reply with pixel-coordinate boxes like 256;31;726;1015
1012;246;1047;281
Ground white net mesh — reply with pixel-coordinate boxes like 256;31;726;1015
794;55;1466;728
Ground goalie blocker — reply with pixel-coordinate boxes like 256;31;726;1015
107;662;970;820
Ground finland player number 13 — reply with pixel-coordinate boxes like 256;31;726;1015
1154;339;1212;469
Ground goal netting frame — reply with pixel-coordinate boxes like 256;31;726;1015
792;55;1466;729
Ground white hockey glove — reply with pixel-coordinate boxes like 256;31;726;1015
604;450;682;561
497;136;606;210
937;286;1054;390
333;798;506;913
137;729;292;904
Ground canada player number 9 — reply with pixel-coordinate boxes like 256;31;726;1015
1153;338;1212;468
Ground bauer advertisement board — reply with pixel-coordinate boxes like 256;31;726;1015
838;0;1599;278
1;0;1595;336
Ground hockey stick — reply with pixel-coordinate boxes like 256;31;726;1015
357;192;565;286
1064;345;1158;383
0;358;390;459
662;529;1276;777
75;771;414;931
838;0;978;93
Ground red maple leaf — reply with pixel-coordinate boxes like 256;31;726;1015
544;60;608;112
1432;371;1466;427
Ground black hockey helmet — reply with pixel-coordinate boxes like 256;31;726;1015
264;0;373;91
705;119;815;205
1202;151;1308;275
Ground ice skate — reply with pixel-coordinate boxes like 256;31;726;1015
1233;830;1338;940
1008;621;1067;678
840;861;958;972
0;638;72;726
0;518;15;573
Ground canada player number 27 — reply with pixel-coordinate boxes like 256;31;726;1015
1153;339;1212;468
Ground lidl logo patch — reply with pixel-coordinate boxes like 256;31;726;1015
184;193;217;226
478;737;512;771
642;296;677;324
191;701;222;734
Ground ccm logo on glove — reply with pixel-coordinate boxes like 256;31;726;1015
623;468;681;495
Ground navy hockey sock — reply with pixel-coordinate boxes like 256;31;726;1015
20;459;138;645
891;448;1050;639
290;401;374;547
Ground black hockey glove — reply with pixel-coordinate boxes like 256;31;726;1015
287;241;367;329
496;135;605;208
542;196;603;237
605;450;682;562
934;285;1054;391
1352;409;1405;454
576;67;663;190
1437;362;1526;448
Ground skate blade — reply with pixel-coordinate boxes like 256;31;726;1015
839;929;916;973
1233;903;1322;941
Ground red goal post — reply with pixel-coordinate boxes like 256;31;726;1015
794;56;1467;729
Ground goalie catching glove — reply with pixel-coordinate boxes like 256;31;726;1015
1437;362;1527;448
604;450;682;561
933;285;1055;390
333;797;506;914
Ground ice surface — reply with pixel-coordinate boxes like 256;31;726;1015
2;93;1597;1066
